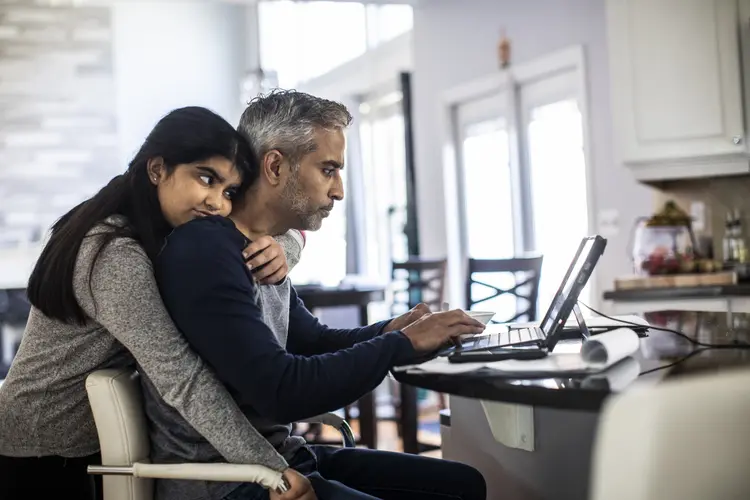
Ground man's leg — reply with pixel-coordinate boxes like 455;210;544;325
224;472;380;500
222;447;380;500
309;446;487;500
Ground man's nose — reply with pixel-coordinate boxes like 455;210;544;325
330;176;344;201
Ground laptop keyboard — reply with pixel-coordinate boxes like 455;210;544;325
508;327;544;345
468;326;545;350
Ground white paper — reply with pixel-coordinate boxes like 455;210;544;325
581;356;641;391
400;328;642;377
580;327;641;367
484;353;591;374
402;356;486;374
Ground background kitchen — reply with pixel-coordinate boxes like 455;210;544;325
1;0;750;455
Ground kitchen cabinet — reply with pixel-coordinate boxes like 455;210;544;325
606;0;749;181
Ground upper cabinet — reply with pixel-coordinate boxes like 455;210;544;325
606;0;749;181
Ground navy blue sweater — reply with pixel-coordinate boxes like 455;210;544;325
155;216;416;423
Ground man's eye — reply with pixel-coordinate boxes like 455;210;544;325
323;169;335;177
199;175;213;185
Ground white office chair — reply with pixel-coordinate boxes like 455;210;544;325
85;368;355;500
589;367;750;500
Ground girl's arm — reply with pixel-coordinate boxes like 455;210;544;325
74;235;288;471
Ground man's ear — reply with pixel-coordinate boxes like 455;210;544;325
146;157;166;185
262;150;285;187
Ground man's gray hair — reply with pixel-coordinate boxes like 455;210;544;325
238;89;352;168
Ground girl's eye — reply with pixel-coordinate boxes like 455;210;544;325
199;174;213;185
224;188;237;200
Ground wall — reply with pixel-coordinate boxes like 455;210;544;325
411;0;654;307
0;1;117;251
112;0;248;165
0;0;250;289
654;177;750;261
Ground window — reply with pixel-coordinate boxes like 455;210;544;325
455;93;517;318
524;98;590;309
258;1;413;286
450;63;592;316
258;1;413;88
364;4;413;49
288;169;348;287
359;95;408;279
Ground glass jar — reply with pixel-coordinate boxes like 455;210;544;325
632;218;695;275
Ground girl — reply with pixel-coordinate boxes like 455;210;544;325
0;107;300;499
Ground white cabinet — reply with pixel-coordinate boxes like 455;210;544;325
606;0;749;181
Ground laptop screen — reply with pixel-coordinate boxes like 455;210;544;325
539;237;596;335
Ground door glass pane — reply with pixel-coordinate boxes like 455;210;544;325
460;118;516;317
461;119;514;259
527;99;590;312
360;112;408;279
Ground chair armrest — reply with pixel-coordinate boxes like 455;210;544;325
298;412;356;448
299;412;345;427
88;463;286;492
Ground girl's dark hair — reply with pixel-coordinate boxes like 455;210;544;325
27;106;257;324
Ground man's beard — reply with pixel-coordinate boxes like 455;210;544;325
281;172;326;231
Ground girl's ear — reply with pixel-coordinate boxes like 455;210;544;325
147;157;166;185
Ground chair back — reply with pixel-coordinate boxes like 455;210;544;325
466;256;543;323
391;258;447;314
589;368;750;500
86;368;153;500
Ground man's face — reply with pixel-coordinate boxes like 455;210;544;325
281;128;345;231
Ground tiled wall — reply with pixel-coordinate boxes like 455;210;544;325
0;1;118;249
654;175;750;260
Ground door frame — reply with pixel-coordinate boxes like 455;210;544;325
439;45;596;309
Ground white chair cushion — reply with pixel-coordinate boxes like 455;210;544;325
590;367;750;500
86;368;153;500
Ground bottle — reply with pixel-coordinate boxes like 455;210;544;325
734;208;747;264
723;211;734;264
498;29;511;69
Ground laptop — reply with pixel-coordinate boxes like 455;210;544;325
441;235;608;358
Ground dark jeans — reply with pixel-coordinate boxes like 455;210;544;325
0;452;103;500
224;445;487;500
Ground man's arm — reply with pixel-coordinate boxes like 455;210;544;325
155;218;416;424
285;289;390;356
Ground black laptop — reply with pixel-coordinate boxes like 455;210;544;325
442;235;608;358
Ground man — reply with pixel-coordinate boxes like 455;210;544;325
147;90;488;500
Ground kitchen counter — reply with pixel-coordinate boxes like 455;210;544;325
603;283;750;314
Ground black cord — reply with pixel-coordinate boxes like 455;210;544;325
637;348;710;376
577;301;750;350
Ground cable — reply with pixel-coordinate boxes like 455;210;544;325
577;301;750;350
637;348;710;376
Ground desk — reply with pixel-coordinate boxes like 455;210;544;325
295;285;386;449
394;310;750;500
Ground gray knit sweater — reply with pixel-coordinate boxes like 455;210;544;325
0;219;301;473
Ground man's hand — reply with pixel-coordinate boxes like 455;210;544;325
243;236;289;285
270;469;316;500
385;303;431;332
400;309;486;352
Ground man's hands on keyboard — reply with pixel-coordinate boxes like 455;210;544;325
401;309;486;352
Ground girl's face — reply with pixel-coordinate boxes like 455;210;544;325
147;156;242;228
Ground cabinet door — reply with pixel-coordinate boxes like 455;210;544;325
607;0;745;165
